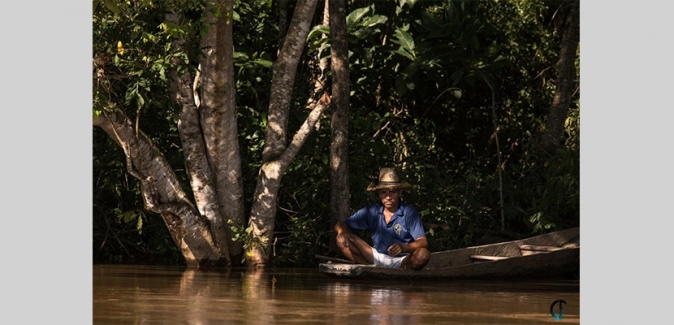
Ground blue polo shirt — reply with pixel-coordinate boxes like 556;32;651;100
345;201;426;256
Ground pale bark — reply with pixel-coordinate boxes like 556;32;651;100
93;110;224;266
198;0;245;260
542;1;579;150
248;93;331;266
166;11;231;262
328;0;350;252
246;0;321;267
262;0;320;161
305;3;330;131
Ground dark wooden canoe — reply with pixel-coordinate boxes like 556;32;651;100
319;227;579;280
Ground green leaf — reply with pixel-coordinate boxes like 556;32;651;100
159;66;166;81
489;43;502;55
346;7;370;29
120;211;136;223
307;25;329;42
124;86;137;105
391;29;416;60
104;0;120;15
450;89;462;99
351;28;373;40
392;48;415;61
252;59;272;68
136;93;145;109
233;51;248;61
136;216;143;233
398;0;418;9
361;15;388;28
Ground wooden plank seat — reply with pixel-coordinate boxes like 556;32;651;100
519;245;564;252
470;255;511;261
519;244;578;256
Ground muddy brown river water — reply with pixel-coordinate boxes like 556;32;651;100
93;264;579;324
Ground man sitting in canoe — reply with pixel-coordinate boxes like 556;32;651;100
335;167;430;270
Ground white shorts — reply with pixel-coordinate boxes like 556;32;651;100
371;247;406;268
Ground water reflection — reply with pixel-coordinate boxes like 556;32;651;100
368;288;423;325
93;265;580;324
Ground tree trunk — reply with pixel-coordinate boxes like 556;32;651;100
198;0;246;262
93;109;226;267
262;0;319;161
247;0;323;267
328;0;350;252
166;10;232;264
541;1;579;150
248;93;330;266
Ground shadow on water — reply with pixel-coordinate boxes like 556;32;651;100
93;264;579;324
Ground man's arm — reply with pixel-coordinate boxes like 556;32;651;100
335;220;374;264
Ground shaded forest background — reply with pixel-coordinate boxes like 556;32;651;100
93;0;579;267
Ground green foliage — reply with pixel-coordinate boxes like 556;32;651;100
270;211;331;268
229;220;267;264
307;4;388;60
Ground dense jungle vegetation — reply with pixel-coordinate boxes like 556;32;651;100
93;0;579;267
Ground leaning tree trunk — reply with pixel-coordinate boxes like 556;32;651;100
328;0;350;253
247;0;326;267
541;0;579;150
93;109;226;267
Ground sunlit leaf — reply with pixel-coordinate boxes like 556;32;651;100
398;0;418;9
253;59;272;68
450;89;462;99
346;7;370;29
307;25;329;42
136;216;143;233
361;15;387;28
392;48;414;61
392;28;415;53
117;41;124;55
136;93;145;108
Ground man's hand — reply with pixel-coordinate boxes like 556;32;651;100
387;243;405;257
387;237;428;257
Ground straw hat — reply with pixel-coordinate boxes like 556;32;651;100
366;167;412;191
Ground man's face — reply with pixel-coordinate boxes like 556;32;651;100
377;188;402;209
